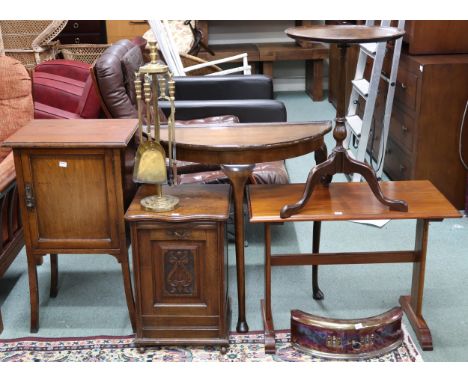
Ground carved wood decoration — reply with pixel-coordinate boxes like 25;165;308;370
164;249;195;295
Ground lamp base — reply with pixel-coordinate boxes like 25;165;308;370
140;194;179;212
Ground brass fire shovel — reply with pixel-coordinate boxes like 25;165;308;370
133;75;167;184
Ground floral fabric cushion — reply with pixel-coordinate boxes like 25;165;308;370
0;56;33;161
143;21;194;54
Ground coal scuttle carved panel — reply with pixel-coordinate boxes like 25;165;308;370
164;249;195;295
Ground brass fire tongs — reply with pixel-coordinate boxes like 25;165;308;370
158;75;178;186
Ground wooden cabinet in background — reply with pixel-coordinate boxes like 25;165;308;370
105;20;149;44
125;184;230;353
56;20;107;44
404;21;468;55
373;52;468;209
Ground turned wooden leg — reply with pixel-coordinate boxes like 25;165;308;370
221;164;255;333
262;223;276;354
400;219;433;350
120;248;136;332
49;254;58;298
312;221;324;300
27;253;39;333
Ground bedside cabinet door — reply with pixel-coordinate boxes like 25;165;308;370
135;223;223;337
18;149;120;250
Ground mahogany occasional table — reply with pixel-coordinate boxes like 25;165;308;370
283;25;408;218
160;121;332;332
284;25;408;301
248;180;461;352
3;119;138;332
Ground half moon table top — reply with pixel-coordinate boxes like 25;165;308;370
285;25;405;44
160;121;332;165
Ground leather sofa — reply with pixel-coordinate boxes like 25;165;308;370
0;57;32;333
92;39;289;186
33;59;101;119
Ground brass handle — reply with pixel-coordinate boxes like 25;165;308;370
73;22;79;29
401;125;408;132
74;37;80;44
25;184;35;209
129;20;147;24
167;229;191;239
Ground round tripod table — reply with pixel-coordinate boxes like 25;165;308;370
282;25;408;218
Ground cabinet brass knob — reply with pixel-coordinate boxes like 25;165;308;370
73;22;79;29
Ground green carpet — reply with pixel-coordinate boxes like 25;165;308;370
1;91;467;362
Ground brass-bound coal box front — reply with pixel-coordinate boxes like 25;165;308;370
291;307;403;360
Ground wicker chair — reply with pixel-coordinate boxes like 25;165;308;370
58;43;110;65
0;20;67;70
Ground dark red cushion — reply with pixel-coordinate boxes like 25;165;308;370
34;102;81;119
33;59;101;119
33;72;84;114
77;76;101;119
34;59;91;82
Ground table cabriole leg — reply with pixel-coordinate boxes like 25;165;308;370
221;164;255;333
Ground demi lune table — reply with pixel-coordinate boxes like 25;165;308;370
161;121;332;332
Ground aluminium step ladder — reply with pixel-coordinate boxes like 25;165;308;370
344;20;405;181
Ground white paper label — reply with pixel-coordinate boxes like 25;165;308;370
334;211;343;215
355;323;364;329
59;161;67;168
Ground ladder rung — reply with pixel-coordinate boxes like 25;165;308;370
360;43;377;56
345;115;363;137
352;79;370;98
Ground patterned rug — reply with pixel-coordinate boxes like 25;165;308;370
0;325;422;362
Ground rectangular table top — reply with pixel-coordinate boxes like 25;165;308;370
248;180;461;223
3;119;138;148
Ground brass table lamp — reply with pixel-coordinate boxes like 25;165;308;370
133;42;179;212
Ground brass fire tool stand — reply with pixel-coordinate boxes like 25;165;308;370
133;42;179;212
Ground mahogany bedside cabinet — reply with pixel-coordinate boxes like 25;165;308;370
3;119;139;332
125;184;230;354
